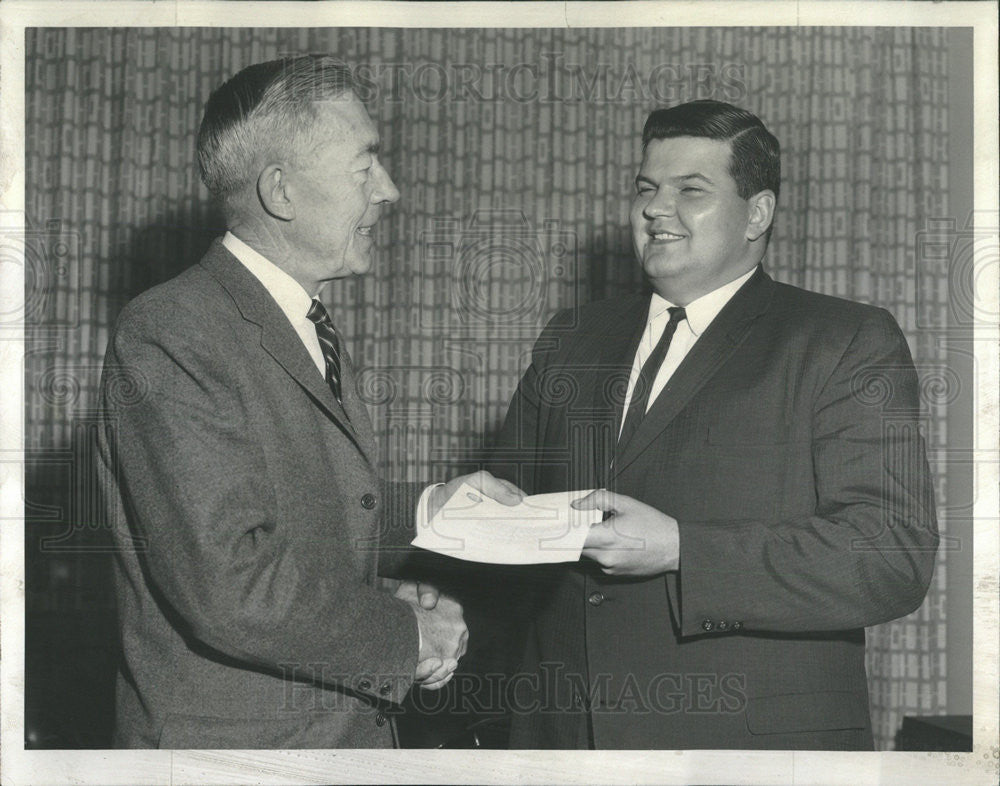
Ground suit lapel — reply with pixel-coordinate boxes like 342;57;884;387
604;304;651;438
611;267;774;479
337;343;378;460
200;240;376;465
571;297;648;489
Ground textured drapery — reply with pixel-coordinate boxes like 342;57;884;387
24;27;951;749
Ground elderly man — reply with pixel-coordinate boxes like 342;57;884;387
492;100;939;749
96;55;518;749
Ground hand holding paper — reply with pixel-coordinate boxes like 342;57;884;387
428;470;525;521
574;489;680;576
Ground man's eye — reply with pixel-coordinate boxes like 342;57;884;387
682;187;703;194
636;186;654;195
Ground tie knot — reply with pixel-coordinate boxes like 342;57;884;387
667;306;687;325
306;299;333;327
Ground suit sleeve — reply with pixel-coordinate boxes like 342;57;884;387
674;308;939;636
101;298;418;702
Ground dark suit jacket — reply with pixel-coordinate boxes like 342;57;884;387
96;240;422;748
491;267;938;749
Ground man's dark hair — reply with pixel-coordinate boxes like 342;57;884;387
642;100;781;202
197;55;356;209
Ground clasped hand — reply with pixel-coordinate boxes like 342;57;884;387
572;489;680;576
395;580;466;690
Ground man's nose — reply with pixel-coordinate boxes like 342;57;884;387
372;162;400;204
644;190;677;218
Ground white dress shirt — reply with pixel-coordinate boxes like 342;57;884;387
619;267;757;437
222;232;327;377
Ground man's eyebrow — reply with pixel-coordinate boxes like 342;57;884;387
635;172;715;187
351;140;380;165
676;172;713;183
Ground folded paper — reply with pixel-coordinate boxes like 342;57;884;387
412;483;601;564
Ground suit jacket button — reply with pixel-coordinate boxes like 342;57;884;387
701;619;715;632
717;621;729;631
361;493;377;509
358;678;372;691
379;682;392;696
587;591;605;606
375;712;387;727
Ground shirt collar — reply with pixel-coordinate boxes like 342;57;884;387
222;231;315;322
647;266;758;337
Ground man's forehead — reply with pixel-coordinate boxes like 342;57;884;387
313;98;379;152
641;136;733;169
643;136;732;159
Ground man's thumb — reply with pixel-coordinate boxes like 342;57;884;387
571;489;617;513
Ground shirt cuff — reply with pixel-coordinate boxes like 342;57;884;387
416;482;445;531
412;483;444;654
410;600;422;653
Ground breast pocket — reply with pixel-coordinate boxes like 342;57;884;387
707;424;796;448
703;391;803;448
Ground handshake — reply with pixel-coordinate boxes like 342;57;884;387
394;579;467;691
395;471;525;691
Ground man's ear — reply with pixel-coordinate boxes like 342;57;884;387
257;163;294;221
745;190;776;242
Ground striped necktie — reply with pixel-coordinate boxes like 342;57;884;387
617;306;687;453
306;299;344;405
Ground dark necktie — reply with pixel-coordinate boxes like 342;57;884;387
306;299;344;404
617;306;687;452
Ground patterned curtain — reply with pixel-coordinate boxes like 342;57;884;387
24;26;951;749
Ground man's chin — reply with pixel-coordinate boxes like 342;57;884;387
640;251;685;279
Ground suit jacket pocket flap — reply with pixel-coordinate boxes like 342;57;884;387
158;712;309;749
745;691;868;735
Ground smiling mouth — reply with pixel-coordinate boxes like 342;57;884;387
649;230;685;241
356;225;374;236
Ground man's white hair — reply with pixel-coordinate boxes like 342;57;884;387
197;55;356;211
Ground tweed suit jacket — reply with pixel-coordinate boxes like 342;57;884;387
491;267;939;749
96;240;422;748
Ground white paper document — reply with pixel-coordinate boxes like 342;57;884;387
411;483;602;564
